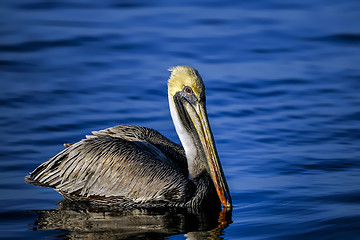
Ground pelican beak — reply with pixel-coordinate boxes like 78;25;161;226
184;101;232;208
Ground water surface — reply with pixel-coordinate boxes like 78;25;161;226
1;0;360;239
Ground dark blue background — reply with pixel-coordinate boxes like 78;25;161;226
1;0;360;239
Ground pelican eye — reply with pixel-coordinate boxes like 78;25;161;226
181;85;198;104
183;86;193;95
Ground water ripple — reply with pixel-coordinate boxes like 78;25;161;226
1;0;360;239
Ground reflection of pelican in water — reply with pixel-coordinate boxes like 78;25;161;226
26;66;231;209
32;200;232;239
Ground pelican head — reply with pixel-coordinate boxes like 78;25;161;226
168;66;232;208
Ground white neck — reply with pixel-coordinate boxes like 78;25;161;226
168;94;199;180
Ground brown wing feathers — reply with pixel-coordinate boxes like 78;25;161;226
26;126;190;205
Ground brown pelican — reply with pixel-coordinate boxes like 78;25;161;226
25;66;232;209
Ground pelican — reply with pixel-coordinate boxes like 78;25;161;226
25;66;232;209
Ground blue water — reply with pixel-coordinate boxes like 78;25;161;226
1;0;360;239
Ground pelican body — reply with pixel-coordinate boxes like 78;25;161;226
26;66;232;209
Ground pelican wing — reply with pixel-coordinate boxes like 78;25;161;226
26;126;190;205
92;125;188;173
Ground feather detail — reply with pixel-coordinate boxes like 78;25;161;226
26;125;191;206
